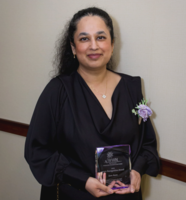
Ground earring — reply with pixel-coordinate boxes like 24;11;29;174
74;54;76;59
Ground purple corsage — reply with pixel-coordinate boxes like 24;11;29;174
132;99;152;124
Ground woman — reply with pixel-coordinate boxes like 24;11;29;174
25;7;160;200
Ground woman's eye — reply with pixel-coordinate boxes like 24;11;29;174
97;36;106;40
80;37;88;41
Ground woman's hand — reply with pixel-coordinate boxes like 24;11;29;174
85;177;115;198
97;172;106;185
129;170;141;193
115;170;141;194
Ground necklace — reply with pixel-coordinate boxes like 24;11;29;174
90;72;107;99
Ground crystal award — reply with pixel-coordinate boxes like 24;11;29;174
95;144;131;189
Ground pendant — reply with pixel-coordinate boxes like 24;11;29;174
102;94;106;99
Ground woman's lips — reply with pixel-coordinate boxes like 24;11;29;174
87;54;102;59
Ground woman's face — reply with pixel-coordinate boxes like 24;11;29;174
71;15;114;70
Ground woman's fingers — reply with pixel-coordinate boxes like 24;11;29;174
135;175;141;192
114;183;120;188
115;180;125;186
107;180;116;189
114;180;130;194
115;186;131;194
100;172;103;184
103;172;106;185
114;170;141;195
99;181;113;194
130;170;141;193
97;181;115;197
85;177;114;197
97;172;106;184
85;170;141;197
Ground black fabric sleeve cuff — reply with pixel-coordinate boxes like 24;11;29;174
58;164;90;189
132;155;147;176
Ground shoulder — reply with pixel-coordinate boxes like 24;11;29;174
115;72;141;91
117;72;143;102
38;75;69;107
109;69;141;82
33;76;69;118
42;73;75;95
41;77;64;98
118;72;141;84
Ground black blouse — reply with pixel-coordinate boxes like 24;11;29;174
25;71;160;200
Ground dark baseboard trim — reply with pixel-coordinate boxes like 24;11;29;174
159;158;186;182
0;118;186;183
0;118;28;137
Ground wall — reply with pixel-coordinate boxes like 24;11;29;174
0;131;40;199
0;0;185;199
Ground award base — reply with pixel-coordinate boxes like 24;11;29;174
95;144;131;189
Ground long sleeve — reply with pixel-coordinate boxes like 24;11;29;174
25;78;90;188
132;118;160;176
125;76;160;177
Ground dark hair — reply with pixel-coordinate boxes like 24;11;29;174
54;7;115;75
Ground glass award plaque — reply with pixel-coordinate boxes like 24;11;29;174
95;144;131;189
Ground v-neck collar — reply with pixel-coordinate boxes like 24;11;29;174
76;71;123;134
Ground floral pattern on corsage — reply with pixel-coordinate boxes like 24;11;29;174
132;99;152;124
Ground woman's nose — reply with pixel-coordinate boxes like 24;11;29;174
90;38;98;50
